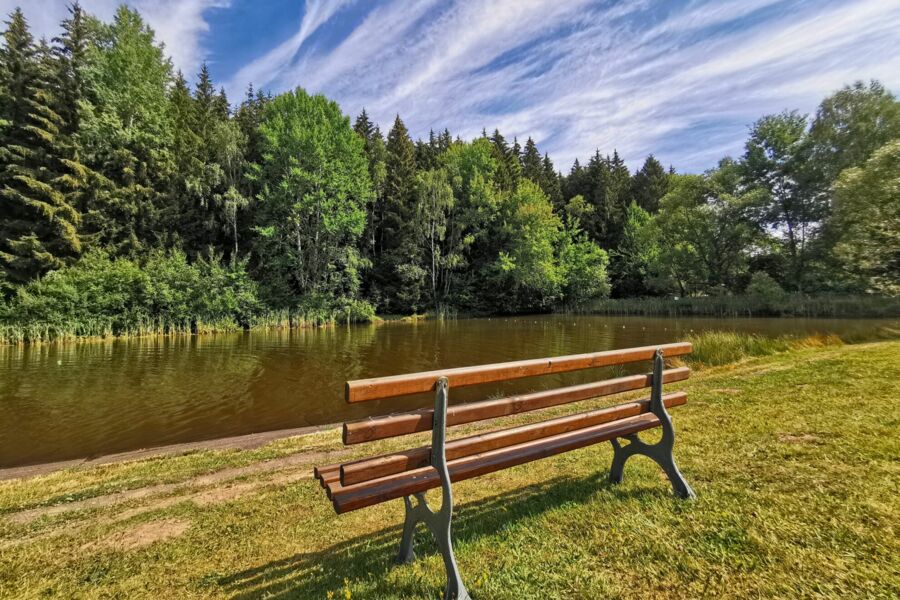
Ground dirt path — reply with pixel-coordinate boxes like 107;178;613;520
0;423;338;481
6;448;349;525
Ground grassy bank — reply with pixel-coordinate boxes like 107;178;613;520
1;340;898;598
585;293;900;318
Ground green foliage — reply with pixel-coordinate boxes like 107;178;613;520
558;229;610;309
77;5;175;254
487;180;564;312
610;202;656;297
251;88;371;309
807;80;900;183
649;162;761;296
585;293;900;318
0;250;259;342
0;9;81;283
832;140;900;294
630;155;668;213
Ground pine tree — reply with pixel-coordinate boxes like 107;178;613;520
376;115;422;310
353;109;387;263
583;150;611;243
194;62;217;137
0;9;81;284
49;2;105;248
630;155;668;213
489;129;520;190
51;2;95;134
541;153;562;208
521;137;543;183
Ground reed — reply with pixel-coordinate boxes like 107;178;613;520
683;327;899;367
582;294;900;318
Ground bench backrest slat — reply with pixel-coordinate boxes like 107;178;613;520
343;366;690;444
345;342;692;403
340;391;687;486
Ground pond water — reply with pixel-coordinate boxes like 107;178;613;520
0;314;892;468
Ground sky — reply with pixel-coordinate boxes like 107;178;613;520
5;0;900;172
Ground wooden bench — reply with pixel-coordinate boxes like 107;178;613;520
314;343;696;600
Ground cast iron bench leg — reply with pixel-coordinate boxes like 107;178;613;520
609;349;696;500
395;378;471;600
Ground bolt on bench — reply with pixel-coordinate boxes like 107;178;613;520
314;343;696;600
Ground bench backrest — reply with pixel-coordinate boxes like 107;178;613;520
317;342;692;513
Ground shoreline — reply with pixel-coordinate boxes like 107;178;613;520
2;305;898;349
0;422;339;482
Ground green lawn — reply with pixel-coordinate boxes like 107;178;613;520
1;341;898;599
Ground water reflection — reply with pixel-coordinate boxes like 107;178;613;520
0;314;891;467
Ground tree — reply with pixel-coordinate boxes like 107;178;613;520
169;64;246;259
489;129;520;191
77;5;175;255
630;155;668;213
651;162;761;296
440;138;498;309
251;89;371;308
610;202;656;297
742;111;821;291
807;80;900;184
558;230;610;309
353;109;386;262
0;9;81;284
484;180;564;312
520;137;543;183
415;168;454;309
375;115;421;311
832;140;900;294
541;153;562;208
51;1;97;135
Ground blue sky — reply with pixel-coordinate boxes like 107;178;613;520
8;0;900;172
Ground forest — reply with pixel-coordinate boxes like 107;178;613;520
0;4;898;342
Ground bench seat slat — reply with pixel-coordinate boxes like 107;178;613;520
343;367;690;444
331;412;662;514
339;392;687;486
345;342;692;402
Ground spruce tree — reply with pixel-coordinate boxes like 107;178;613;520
51;2;95;134
377;115;422;311
0;9;81;284
353;109;387;264
489;129;519;190
630;155;668;213
541;153;563;208
521;137;543;183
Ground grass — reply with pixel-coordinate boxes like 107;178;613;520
584;293;900;318
1;341;899;598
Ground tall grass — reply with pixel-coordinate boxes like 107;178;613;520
683;325;899;367
585;294;900;318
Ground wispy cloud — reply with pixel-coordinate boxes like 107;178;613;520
0;0;225;76
6;0;899;172
226;0;356;97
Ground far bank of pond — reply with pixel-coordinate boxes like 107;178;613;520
1;314;896;468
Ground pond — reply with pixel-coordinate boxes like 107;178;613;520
0;314;892;468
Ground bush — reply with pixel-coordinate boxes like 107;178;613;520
0;250;263;342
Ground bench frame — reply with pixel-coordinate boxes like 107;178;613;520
389;348;693;600
396;377;469;600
